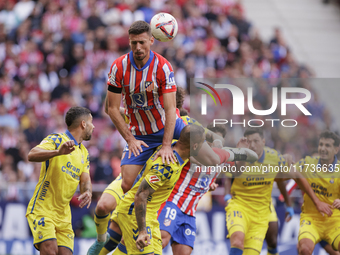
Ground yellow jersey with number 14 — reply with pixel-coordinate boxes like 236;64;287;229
295;156;340;217
26;130;90;223
117;142;189;217
230;147;287;214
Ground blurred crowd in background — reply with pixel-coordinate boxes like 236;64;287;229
0;0;338;213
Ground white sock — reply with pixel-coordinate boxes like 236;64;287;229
224;148;235;161
97;232;107;242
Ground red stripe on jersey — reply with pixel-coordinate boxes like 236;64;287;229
176;171;200;209
158;201;166;218
184;189;199;215
167;162;190;201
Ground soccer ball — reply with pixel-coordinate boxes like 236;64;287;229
150;13;178;42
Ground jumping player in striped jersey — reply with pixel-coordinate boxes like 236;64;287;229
157;123;228;255
89;50;257;254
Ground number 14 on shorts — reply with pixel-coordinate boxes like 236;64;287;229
33;217;45;230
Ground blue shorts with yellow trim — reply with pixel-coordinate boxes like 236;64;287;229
158;201;196;248
121;118;186;166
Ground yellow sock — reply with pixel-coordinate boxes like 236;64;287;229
99;247;110;255
94;213;110;235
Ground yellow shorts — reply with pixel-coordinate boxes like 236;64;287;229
116;212;162;255
298;214;340;250
268;198;278;223
26;214;74;252
103;175;124;204
226;201;269;253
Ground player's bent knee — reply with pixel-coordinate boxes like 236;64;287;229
96;199;116;215
230;233;244;250
299;242;313;255
39;240;58;255
161;230;171;249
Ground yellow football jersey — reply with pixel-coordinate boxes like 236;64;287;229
117;143;189;216
230;146;287;213
26;130;90;222
295;156;340;217
180;115;208;134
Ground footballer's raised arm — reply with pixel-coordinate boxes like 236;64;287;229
28;140;75;162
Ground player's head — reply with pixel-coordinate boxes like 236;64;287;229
176;87;186;109
65;106;95;141
129;21;154;62
318;131;340;163
244;127;265;157
207;123;227;138
178;124;205;157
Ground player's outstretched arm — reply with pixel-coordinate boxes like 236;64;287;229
106;92;148;158
153;92;177;164
205;130;224;148
276;180;294;222
28;140;75;162
78;172;92;209
289;171;333;217
134;179;155;250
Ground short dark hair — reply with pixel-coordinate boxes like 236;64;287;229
319;130;340;147
128;21;151;36
65;106;91;128
176;87;186;109
207;123;227;138
244;127;264;138
179;108;188;116
179;124;205;146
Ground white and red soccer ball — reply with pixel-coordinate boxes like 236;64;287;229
150;13;178;42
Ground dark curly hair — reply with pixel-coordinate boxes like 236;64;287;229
65;106;91;128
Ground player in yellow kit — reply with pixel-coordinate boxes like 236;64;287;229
296;131;340;255
227;128;332;255
26;106;94;255
113;124;205;254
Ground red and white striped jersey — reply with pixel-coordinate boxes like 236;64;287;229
107;50;176;136
167;162;220;216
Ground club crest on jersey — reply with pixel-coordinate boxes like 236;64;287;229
164;218;171;227
145;81;155;92
149;175;160;183
330;178;335;184
81;155;84;164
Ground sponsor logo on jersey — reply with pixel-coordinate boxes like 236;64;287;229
150;175;160;183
